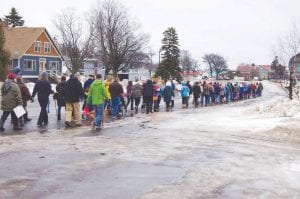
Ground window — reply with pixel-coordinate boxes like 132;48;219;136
24;60;36;71
34;41;41;52
49;61;59;71
44;42;51;53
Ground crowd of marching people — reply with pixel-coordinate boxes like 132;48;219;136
0;70;264;132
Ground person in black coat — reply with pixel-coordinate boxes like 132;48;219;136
64;73;84;127
55;76;67;120
142;79;154;114
192;82;201;107
32;72;53;126
163;81;174;111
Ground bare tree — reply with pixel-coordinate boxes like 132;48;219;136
203;53;228;80
53;8;93;74
180;50;193;72
91;0;149;78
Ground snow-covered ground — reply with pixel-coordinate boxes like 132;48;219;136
0;81;300;198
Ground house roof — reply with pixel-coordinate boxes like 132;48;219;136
237;65;257;72
3;27;63;59
258;65;272;71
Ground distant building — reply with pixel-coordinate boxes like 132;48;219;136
3;26;64;80
289;53;300;79
182;70;203;81
258;65;272;80
118;68;151;81
237;65;257;81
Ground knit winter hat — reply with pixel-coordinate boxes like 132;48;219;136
7;73;16;79
41;72;48;78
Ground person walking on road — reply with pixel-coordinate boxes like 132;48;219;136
192;81;201;107
109;79;124;120
82;75;94;111
64;73;84;127
55;76;67;121
32;72;53;127
132;80;143;114
16;76;33;125
163;81;174;111
143;80;154;114
0;73;23;131
181;82;190;108
126;81;134;112
87;74;109;130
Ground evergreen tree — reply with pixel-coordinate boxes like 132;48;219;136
4;7;24;27
0;24;10;81
155;27;182;82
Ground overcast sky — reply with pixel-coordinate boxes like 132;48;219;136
2;0;300;69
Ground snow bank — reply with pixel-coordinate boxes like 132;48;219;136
256;98;300;118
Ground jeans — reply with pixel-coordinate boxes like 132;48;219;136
111;97;120;117
94;104;104;127
38;98;49;125
215;95;220;103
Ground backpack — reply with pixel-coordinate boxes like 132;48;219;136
132;85;142;98
182;86;189;97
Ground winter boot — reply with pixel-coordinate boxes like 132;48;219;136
23;113;32;122
57;113;61;121
13;124;22;131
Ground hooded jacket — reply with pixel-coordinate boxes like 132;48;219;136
65;77;83;103
32;80;52;101
87;79;109;105
132;83;143;98
17;80;32;107
143;80;154;97
1;79;23;111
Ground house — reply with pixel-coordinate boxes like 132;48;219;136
237;65;257;81
118;68;151;81
289;53;300;79
182;70;203;81
3;25;64;80
258;65;272;80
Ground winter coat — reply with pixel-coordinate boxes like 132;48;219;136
1;79;23;111
214;84;221;95
163;86;174;103
202;85;210;96
84;78;94;92
87;79;109;106
181;83;190;97
187;83;193;95
258;83;263;91
109;82;124;98
192;85;201;98
83;78;94;98
56;81;67;107
143;80;154;97
105;81;112;99
32;80;52;101
153;84;160;97
132;83;142;98
17;81;32;107
126;84;133;97
65;78;83;103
